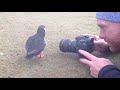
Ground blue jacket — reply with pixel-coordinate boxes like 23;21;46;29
98;65;120;78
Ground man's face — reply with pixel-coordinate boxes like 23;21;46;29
97;19;120;52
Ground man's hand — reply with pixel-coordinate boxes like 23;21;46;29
94;39;110;53
79;50;113;78
81;34;109;53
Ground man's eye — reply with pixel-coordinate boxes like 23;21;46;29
100;26;104;28
101;26;106;30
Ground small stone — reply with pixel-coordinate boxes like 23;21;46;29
0;53;4;56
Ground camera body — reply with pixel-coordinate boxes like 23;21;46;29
59;35;95;57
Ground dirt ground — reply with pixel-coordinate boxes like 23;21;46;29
0;12;120;78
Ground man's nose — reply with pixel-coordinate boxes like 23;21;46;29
99;29;105;39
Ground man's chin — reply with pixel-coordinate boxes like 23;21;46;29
109;47;120;53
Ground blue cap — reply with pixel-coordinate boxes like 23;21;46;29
96;12;120;23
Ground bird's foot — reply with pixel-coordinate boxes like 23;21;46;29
37;54;45;58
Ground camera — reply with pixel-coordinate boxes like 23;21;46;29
59;35;95;57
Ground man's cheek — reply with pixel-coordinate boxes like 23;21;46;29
109;43;120;52
109;46;116;52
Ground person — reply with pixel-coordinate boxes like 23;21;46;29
78;12;120;78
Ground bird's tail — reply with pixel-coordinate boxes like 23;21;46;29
25;55;35;59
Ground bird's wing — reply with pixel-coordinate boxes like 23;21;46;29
27;43;45;55
34;37;46;52
25;35;37;54
27;49;39;55
27;37;46;55
25;36;34;49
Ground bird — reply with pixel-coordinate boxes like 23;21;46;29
25;25;46;59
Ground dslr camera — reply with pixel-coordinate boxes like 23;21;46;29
59;35;95;57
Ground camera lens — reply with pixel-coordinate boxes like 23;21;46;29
59;39;77;53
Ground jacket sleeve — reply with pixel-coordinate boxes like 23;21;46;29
98;65;120;78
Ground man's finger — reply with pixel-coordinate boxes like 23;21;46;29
94;40;100;44
94;39;107;45
79;50;98;61
80;58;92;67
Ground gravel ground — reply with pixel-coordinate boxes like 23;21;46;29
0;12;120;78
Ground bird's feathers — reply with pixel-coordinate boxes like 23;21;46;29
25;25;46;59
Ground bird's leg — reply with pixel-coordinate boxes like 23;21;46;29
37;53;45;58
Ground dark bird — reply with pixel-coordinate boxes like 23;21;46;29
25;25;46;59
